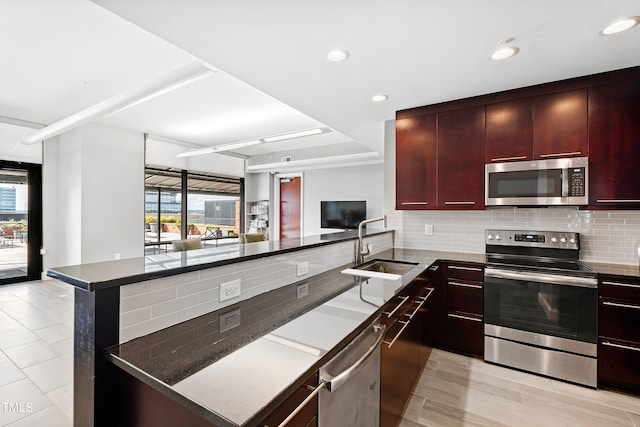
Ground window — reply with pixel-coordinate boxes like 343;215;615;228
144;166;242;252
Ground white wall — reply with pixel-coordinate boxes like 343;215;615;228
302;164;385;236
43;124;145;270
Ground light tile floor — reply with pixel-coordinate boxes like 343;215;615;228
2;281;640;426
0;280;73;427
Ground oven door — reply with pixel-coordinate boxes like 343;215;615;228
484;268;597;344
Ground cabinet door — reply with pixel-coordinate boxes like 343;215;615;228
437;106;485;209
485;98;533;163
380;311;420;427
445;312;484;356
588;80;640;208
396;114;436;209
533;89;588;159
599;338;640;394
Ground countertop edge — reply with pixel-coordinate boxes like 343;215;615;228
47;230;393;291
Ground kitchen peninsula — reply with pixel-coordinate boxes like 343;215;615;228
48;229;415;426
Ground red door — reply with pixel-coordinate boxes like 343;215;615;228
280;177;301;239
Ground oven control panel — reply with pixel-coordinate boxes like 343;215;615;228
486;229;580;250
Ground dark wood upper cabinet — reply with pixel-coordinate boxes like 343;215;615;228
485;98;533;163
437;106;485;209
533;89;588;159
588;80;640;209
395;115;436;210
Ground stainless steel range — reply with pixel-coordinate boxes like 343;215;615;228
483;229;598;387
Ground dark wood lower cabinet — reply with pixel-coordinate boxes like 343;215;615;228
598;338;640;394
114;367;216;427
598;275;640;395
260;373;318;427
380;271;435;427
444;313;484;356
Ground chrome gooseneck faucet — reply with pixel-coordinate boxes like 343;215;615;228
355;216;386;266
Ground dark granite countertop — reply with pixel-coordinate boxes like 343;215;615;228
47;229;390;291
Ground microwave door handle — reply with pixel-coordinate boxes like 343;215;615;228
561;169;569;197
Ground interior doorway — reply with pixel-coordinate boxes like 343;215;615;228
279;175;302;239
0;161;42;284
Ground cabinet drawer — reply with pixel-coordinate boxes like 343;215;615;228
448;281;483;315
600;277;640;302
599;298;640;342
598;338;640;394
445;313;483;356
446;263;484;282
260;373;318;427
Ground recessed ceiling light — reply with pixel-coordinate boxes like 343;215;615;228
371;94;389;102
490;38;519;61
327;49;350;62
600;17;640;35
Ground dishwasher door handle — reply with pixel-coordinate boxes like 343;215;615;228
321;324;385;393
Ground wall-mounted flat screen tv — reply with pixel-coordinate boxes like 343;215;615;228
320;201;366;230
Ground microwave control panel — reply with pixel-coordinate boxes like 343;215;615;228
568;167;586;197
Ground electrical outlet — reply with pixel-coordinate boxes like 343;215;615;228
297;283;309;299
219;308;241;333
425;224;434;236
114;253;121;260
296;261;309;277
219;279;241;302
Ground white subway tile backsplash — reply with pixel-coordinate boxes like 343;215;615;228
120;312;177;343
119;231;395;344
121;287;176;312
387;207;640;266
151;294;199;318
120;281;151;298
151;271;199;290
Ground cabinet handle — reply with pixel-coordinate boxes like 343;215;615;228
428;265;439;271
401;201;428;205
449;265;483;272
596;199;640;203
408;287;435;319
602;301;640;310
277;381;326;427
444;201;476;205
602;281;640;289
602;341;640;353
448;313;482;322
490;156;527;162
383;320;409;348
539;151;582;158
449;281;482;289
382;296;409;318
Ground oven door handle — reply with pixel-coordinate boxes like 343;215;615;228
485;267;598;288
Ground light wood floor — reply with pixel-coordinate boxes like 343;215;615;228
400;348;640;427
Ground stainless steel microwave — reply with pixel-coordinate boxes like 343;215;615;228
485;157;589;206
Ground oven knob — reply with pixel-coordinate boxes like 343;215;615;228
487;233;493;240
551;237;558;243
569;237;576;244
560;237;567;243
495;234;502;240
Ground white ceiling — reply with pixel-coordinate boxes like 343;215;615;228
2;0;640;163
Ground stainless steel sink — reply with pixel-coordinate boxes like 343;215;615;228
356;260;418;275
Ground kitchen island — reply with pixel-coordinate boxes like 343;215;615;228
47;226;487;427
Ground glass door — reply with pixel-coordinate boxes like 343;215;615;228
0;161;42;284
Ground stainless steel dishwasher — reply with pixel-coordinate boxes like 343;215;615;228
317;319;384;427
277;320;384;427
